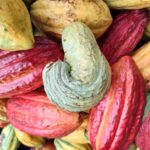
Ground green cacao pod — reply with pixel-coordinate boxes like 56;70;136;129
0;0;34;51
54;139;91;150
104;0;150;9
43;22;111;112
88;56;146;150
0;124;20;150
0;99;9;127
7;91;82;138
14;128;45;148
30;0;112;38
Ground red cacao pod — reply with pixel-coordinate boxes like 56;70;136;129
0;99;9;127
6;91;82;138
0;36;63;98
99;10;148;65
88;56;146;150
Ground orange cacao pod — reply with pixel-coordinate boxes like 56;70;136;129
6;91;82;138
88;56;146;150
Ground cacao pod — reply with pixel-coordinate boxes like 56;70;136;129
0;99;9;127
99;10;148;65
0;124;20;150
43;22;111;112
88;56;146;150
14;128;45;148
6;91;82;138
132;42;150;91
145;10;150;38
54;139;92;150
104;0;150;9
0;36;63;99
0;0;34;51
31;141;56;150
30;0;112;38
62;115;89;144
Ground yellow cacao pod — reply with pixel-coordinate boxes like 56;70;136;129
30;0;112;38
0;0;34;51
104;0;150;9
62;115;89;144
133;42;150;90
14;128;45;148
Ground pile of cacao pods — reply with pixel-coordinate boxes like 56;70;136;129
0;0;150;150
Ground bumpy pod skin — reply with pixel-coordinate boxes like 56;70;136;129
133;42;150;91
43;22;111;112
62;115;89;144
88;56;146;150
54;139;92;150
30;0;112;38
99;10;148;65
31;142;56;150
104;0;150;9
0;0;34;51
0;99;9;127
6;91;82;138
14;128;45;148
0;124;20;150
0;36;63;99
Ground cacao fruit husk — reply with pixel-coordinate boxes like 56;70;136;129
0;124;20;150
0;99;9;127
14;128;45;148
31;141;56;150
30;0;112;39
0;0;34;51
99;10;148;65
6;91;82;138
0;36;63;99
104;0;150;9
43;22;111;112
133;42;150;91
54;139;92;150
62;114;89;144
88;56;146;150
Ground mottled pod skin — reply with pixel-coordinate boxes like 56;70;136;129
14;128;45;148
99;10;148;65
43;22;111;112
0;124;20;150
88;56;146;150
104;0;150;9
133;42;150;91
0;99;9;127
0;36;63;98
30;0;112;38
54;139;92;150
6;91;82;138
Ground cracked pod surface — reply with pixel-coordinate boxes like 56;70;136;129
0;36;63;99
43;22;111;112
88;56;146;150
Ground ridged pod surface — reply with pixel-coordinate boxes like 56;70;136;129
6;91;82;138
133;42;150;91
104;0;150;9
99;10;148;65
88;56;146;150
54;139;92;150
14;128;45;148
62;115;89;144
31;142;56;150
0;0;34;51
0;99;9;127
43;22;111;112
0;36;63;98
0;124;20;150
30;0;112;38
